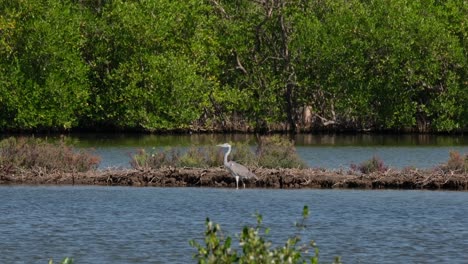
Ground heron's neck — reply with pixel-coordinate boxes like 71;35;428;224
224;146;231;165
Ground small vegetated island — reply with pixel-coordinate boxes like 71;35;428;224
2;1;467;263
0;136;466;190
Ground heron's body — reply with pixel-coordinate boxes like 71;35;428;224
217;143;257;189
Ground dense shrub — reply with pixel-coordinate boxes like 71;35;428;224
130;146;224;169
179;145;227;168
0;137;100;173
230;142;258;168
1;0;466;132
190;206;341;264
350;156;388;174
204;145;227;168
257;136;307;169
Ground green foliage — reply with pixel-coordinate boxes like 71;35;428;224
0;137;100;173
0;0;466;132
190;205;341;264
351;155;388;174
0;0;90;130
231;142;258;168
291;0;467;131
49;257;73;264
204;145;227;168
257;136;307;169
179;147;212;168
130;146;223;169
78;0;211;130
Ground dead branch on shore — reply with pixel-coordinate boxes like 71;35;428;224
0;167;466;191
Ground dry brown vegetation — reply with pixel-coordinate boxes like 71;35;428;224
1;167;466;191
0;137;100;175
130;136;306;170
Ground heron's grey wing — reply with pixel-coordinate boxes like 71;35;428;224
229;161;257;179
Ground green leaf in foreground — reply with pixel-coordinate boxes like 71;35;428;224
48;257;73;264
190;206;342;263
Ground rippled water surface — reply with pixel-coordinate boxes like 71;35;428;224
1;186;467;263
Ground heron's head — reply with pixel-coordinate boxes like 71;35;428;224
216;143;231;148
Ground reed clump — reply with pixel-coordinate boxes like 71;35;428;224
256;136;307;169
0;137;100;173
130;146;224;169
350;155;388;174
130;148;181;169
130;136;307;170
438;151;468;173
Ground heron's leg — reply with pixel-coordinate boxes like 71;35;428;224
235;175;239;189
242;179;246;188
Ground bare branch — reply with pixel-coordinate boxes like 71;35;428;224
314;113;338;126
234;50;248;75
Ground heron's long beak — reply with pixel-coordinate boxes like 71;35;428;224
216;144;223;147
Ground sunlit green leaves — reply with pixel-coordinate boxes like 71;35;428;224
0;0;465;132
77;0;213;130
48;257;73;264
0;0;89;130
292;0;466;131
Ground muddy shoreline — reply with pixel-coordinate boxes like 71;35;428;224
1;168;467;191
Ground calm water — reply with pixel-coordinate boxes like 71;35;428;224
1;186;467;263
61;133;467;169
2;133;467;169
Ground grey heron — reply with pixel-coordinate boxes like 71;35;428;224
217;143;257;189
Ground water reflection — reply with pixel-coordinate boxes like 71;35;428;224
77;133;467;147
296;133;468;146
1;133;467;169
3;133;465;147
